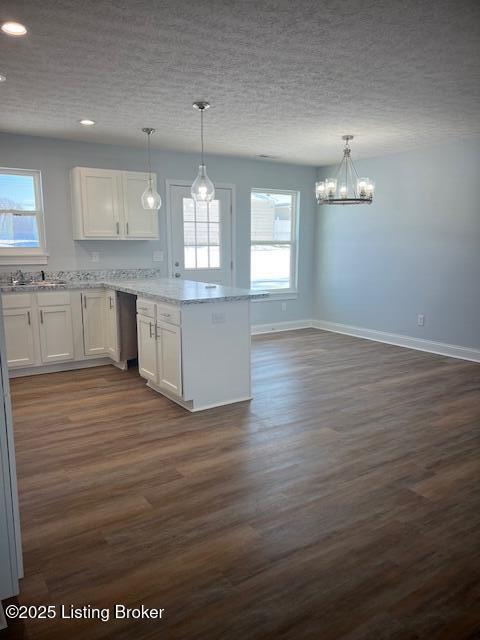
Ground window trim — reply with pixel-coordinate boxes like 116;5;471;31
0;167;48;265
250;188;299;294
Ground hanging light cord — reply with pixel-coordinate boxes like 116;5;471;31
146;131;153;188
200;108;205;166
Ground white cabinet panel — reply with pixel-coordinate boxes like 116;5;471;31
72;168;122;239
123;172;159;238
38;305;75;363
105;290;120;361
71;167;159;240
82;290;107;356
3;308;36;368
156;321;182;396
137;314;157;382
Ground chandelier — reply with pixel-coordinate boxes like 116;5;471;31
316;135;374;205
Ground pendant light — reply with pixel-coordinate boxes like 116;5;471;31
191;101;215;203
141;127;162;210
316;135;375;205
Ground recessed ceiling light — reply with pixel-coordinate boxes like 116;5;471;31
0;74;6;82
1;21;28;36
79;119;96;126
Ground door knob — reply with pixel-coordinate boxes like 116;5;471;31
174;272;181;278
174;261;180;267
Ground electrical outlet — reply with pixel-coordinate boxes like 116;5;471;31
153;251;164;262
281;302;287;312
91;252;100;263
417;314;425;327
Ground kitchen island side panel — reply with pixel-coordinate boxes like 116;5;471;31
181;300;252;409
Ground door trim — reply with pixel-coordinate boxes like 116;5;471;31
165;179;236;286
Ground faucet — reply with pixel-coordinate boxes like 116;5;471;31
12;270;26;285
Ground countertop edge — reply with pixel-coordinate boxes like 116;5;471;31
0;281;269;305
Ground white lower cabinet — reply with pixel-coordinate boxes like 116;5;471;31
2;288;121;373
105;290;120;361
38;305;75;363
81;290;108;356
156;321;182;396
137;299;183;397
137;314;157;382
3;307;36;368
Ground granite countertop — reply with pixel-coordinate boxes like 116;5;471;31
0;277;268;305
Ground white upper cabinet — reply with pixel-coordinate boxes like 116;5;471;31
123;172;159;238
71;168;159;240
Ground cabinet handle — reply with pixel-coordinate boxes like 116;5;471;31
160;312;171;318
27;311;31;325
83;294;87;309
40;310;44;324
109;296;113;309
126;222;129;235
116;221;120;235
149;322;153;338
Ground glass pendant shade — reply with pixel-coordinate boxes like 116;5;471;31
142;182;162;210
141;127;161;210
191;164;215;203
191;101;215;204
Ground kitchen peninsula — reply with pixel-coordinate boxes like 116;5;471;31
0;271;267;411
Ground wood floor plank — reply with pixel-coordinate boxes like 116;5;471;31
3;328;480;639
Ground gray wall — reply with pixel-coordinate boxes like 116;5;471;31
0;132;317;325
314;139;480;349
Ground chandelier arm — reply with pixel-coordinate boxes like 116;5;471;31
334;155;345;183
347;156;357;198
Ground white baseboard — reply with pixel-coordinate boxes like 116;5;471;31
311;319;480;363
9;357;114;378
251;319;314;335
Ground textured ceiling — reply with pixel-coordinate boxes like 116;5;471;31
0;0;479;165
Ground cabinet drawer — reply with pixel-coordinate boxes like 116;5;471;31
156;302;180;326
2;293;33;309
36;291;71;306
136;298;156;319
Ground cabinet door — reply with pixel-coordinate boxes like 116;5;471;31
123;172;159;238
137;314;157;382
80;168;123;238
38;305;75;363
105;291;120;361
82;291;107;356
3;308;36;368
156;321;182;396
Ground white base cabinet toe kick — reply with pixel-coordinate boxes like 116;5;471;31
136;297;252;412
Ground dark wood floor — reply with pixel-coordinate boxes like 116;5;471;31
4;329;480;639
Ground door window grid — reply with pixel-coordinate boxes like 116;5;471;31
183;198;221;269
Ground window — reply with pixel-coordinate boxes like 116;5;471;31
0;168;47;263
183;197;220;269
250;189;298;292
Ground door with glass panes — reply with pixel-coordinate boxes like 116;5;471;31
169;184;233;285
